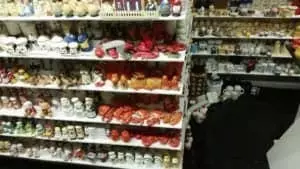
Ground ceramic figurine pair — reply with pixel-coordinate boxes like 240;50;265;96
61;97;96;118
159;0;182;16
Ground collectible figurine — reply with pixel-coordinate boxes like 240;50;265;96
80;70;92;85
23;101;36;117
78;31;93;52
62;144;73;161
49;146;56;157
17;143;24;153
75;125;85;139
62;22;76;44
14;121;24;135
59;42;68;55
85;97;96;118
118;75;128;89
69;42;78;55
154;154;163;166
159;0;171;16
273;40;281;56
120;130;131;142
7;0;19;16
25;148;33;157
24;122;34;135
118;151;125;163
1;96;9;108
61;97;74;117
54;126;62;138
54;147;63;158
9;144;18;156
35;123;44;137
171;157;179;168
73;99;85;117
144;153;153;166
163;154;171;168
68;125;76;140
135;152;144;165
208;4;215;16
62;0;74;17
97;147;108;162
92;69;105;87
108;151;117;162
87;145;96;162
145;0;157;11
51;98;60;112
39;101;52;118
74;0;87;17
52;0;63;17
172;0;181;16
86;0;99;16
32;146;40;158
44;123;53;137
15;69;30;82
19;0;35;16
111;73;119;87
15;37;28;55
125;152;134;163
9;97;21;109
62;126;69;140
4;122;13;134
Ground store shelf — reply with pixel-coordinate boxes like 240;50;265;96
191;53;293;59
0;133;181;151
192;35;295;40
207;71;300;78
0;152;166;169
193;14;300;20
0;81;183;96
0;14;186;21
0;109;183;129
0;50;186;63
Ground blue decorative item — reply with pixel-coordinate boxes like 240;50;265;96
20;0;34;16
64;34;77;43
78;33;93;52
190;43;198;54
159;0;171;16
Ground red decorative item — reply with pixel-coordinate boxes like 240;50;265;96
168;137;180;147
95;48;105;58
146;110;163;126
98;105;111;116
141;135;157;147
292;0;300;15
107;48;119;59
110;129;120;141
119;110;133;124
121;130;131;142
103;108;115;122
73;148;85;160
131;109;149;124
293;39;300;48
158;136;169;145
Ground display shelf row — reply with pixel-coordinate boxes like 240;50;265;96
207;71;300;78
0;15;187;21
193;14;300;20
191;53;293;59
192;35;296;40
0;133;181;151
0;152;170;169
0;109;182;129
0;82;183;96
0;50;186;63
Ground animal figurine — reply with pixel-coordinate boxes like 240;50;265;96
39;101;52;118
61;97;74;117
23;101;36;117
